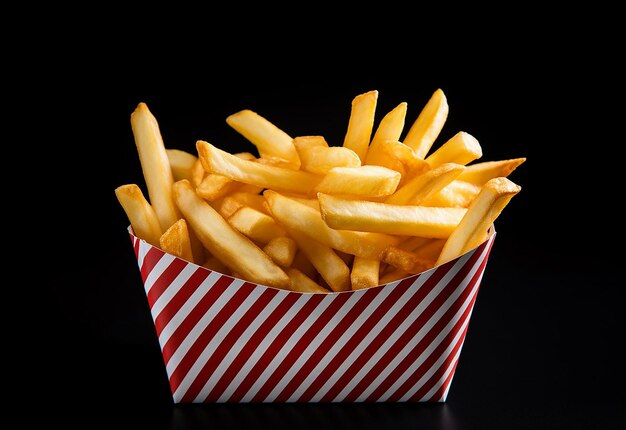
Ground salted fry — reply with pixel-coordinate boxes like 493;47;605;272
457;158;526;185
425;131;482;168
319;193;466;238
422;180;481;208
130;103;180;230
437;177;521;265
228;207;287;244
385;163;466;205
403;89;449;158
263;236;297;267
166;149;198;182
315;165;401;198
381;246;435;273
173;180;289;289
299;145;361;175
197;140;322;195
343;90;378;162
351;257;380;290
287;268;331;294
226;109;300;167
115;184;162;246
365;102;407;166
159;219;194;262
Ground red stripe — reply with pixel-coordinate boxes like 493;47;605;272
319;259;457;402
146;258;188;307
153;268;209;338
251;293;352;402
139;247;166;283
341;247;484;402
131;234;140;258
226;294;327;402
161;275;233;366
204;292;302;402
296;277;416;402
274;288;381;402
168;280;254;394
180;286;279;402
427;325;469;402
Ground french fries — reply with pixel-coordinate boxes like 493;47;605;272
118;90;523;293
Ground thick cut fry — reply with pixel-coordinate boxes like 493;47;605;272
228;207;286;243
131;103;180;230
343;90;378;162
385;163;466;205
373;140;431;180
381;246;435;273
287;268;331;294
299;146;361;175
422;180;481;208
425;131;482;168
365;102;408;166
263;236;297;267
196;174;241;201
191;158;206;187
319;193;466;238
115;184;162;246
351;257;380;290
166;149;198;182
265;190;401;259
293;135;329;153
173;180;289;289
437;177;521;265
197;140;321;195
403;89;449;158
226;109;300;167
288;230;350;292
457;158;526;185
315;165;401;198
159;219;194;262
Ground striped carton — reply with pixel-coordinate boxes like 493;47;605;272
129;228;496;403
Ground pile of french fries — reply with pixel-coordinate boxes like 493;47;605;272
116;89;523;293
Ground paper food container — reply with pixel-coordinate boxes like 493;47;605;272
128;227;496;403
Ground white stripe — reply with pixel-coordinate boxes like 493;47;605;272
263;291;365;402
137;238;150;268
218;294;309;402
378;251;486;401
332;250;474;402
164;277;242;376
193;291;287;402
173;284;264;400
239;294;336;402
150;264;197;319
158;270;224;347
306;275;432;402
143;253;176;293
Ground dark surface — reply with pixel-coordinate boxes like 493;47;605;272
45;78;623;429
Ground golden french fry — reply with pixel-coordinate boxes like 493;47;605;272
293;135;329;153
256;157;300;170
226;109;300;167
130;103;180;230
365;102;407;166
228;207;287;244
191;158;206;187
197;140;322;195
288;229;350;292
299;146;361;175
173;180;289;289
319;193;466;238
412;238;446;261
372;140;431;180
425;131;482;168
265;190;401;259
421;180;481;208
291;250;318;280
457;158;526;185
342;90;378;162
385;163;466;205
437;177;521;265
397;236;431;252
166;149;198;182
403;89;449;158
315;165;401;198
379;268;411;285
115;184;162;246
159;219;194;262
263;236;297;267
202;255;230;274
381;246;435;273
196;174;241;201
287;268;331;294
351;257;380;290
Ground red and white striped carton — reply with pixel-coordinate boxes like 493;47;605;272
129;228;496;403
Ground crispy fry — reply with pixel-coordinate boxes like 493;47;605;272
226;109;300;167
403;89;449;158
372;140;431;180
437;177;521;265
159;219;194;262
263;236;297;267
173;180;289;289
457;158;526;185
385;163;465;205
166;149;198;182
351;257;380;290
287;268;331;294
343;90;378;162
228;206;287;244
319;193;466;238
425;131;482;168
197;140;322;195
365;102;407;166
191;158;206;187
196;174;241;201
315;165;401;198
381;246;435;273
422;180;481;208
130;103;180;230
115;184;162;246
299;146;361;174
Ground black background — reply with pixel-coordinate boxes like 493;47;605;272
42;71;623;429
